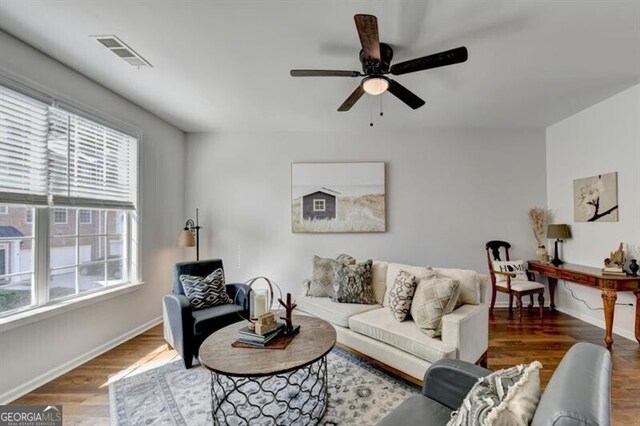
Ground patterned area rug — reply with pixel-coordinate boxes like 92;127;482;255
109;347;419;425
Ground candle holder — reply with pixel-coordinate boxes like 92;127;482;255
236;276;283;328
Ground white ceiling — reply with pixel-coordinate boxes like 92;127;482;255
0;0;638;133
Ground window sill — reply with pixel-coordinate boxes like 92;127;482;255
0;281;144;334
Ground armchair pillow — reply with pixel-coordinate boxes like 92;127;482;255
410;277;460;338
447;361;542;426
388;270;418;321
309;255;356;297
492;260;527;283
332;260;377;304
179;268;233;310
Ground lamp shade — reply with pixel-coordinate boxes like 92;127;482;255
547;224;571;239
177;229;196;247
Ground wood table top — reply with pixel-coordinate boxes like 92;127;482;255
198;314;336;377
528;260;640;282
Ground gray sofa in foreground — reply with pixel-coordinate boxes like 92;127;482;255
377;342;611;426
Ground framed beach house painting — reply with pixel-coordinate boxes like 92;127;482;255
291;162;386;233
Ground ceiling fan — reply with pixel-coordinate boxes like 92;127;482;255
290;14;468;111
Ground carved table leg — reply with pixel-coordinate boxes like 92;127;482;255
602;289;617;349
547;276;557;311
635;290;640;344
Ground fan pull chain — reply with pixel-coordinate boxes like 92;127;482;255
370;96;374;127
380;94;384;117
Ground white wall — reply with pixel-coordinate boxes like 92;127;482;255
0;30;185;401
185;129;547;302
546;84;640;340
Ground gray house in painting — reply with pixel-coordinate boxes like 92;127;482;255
302;190;337;220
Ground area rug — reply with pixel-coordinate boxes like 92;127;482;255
109;347;420;425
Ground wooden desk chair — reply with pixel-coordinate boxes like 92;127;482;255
485;240;545;319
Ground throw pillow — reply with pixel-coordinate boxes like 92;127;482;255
332;260;377;304
179;268;232;310
410;277;460;338
432;267;481;307
388;270;418;321
447;361;543;426
383;263;436;306
308;255;356;297
492;260;528;283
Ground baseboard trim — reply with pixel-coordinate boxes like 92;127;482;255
554;305;636;342
0;315;162;404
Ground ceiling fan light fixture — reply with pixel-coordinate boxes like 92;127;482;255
362;77;389;95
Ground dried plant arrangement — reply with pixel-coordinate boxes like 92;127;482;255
528;207;547;248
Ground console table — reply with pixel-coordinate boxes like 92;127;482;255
528;260;640;349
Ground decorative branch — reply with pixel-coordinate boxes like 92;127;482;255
528;207;547;247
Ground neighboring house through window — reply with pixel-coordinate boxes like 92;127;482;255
0;205;7;214
79;209;91;224
53;208;67;224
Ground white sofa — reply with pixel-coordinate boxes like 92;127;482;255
297;260;489;382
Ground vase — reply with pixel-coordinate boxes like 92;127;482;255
536;246;549;263
629;259;639;277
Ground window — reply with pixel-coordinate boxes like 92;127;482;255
79;209;92;224
0;83;139;319
313;199;326;212
53;208;67;224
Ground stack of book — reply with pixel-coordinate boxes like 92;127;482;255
237;323;284;347
602;266;626;276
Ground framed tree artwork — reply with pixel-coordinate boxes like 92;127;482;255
573;172;618;222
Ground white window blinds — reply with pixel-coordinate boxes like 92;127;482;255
48;108;137;209
0;86;49;205
0;84;137;209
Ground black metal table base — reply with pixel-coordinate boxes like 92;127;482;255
210;356;328;425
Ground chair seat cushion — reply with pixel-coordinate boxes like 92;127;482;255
497;280;545;292
377;395;453;426
191;304;244;334
348;308;457;364
296;295;381;328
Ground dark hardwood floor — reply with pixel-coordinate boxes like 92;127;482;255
12;309;640;425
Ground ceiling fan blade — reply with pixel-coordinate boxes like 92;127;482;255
290;69;361;77
338;85;365;111
390;46;468;75
354;14;381;62
387;80;425;109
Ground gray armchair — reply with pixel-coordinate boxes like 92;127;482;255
162;259;249;369
377;342;611;426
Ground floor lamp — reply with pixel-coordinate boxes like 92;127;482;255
177;208;201;260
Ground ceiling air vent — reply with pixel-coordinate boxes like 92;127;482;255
90;35;152;68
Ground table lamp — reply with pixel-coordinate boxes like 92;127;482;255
177;208;201;260
547;224;571;267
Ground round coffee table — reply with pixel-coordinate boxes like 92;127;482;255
199;314;336;425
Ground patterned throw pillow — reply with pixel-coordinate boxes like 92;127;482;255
179;268;232;310
309;255;356;297
410;277;460;337
388;271;418;321
447;361;542;426
332;260;377;304
492;260;527;283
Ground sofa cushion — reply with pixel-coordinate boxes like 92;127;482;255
348;308;457;364
448;361;542;426
179;268;233;310
371;260;388;304
384;263;436;306
332;260;377;304
411;277;460;338
388;270;418;322
191;303;244;334
309;255;354;297
377;395;453;426
432;267;481;307
296;295;381;328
